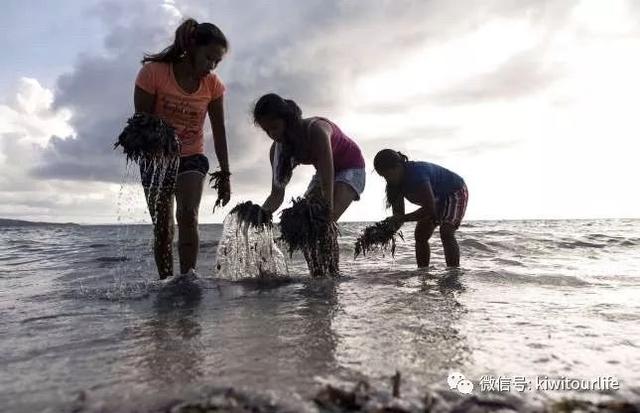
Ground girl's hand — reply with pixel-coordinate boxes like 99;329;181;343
219;178;231;206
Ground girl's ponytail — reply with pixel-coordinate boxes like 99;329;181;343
142;19;228;64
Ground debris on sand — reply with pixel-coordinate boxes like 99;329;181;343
551;398;640;413
66;375;640;413
166;387;292;413
313;375;640;413
208;170;232;212
114;112;180;164
354;219;404;259
279;197;339;277
228;201;273;229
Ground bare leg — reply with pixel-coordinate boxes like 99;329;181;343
440;223;460;267
415;219;436;268
329;183;358;275
145;187;175;279
175;172;205;274
332;182;358;221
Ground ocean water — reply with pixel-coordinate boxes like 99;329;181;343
1;219;639;411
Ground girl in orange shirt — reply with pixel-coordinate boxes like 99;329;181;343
134;19;230;279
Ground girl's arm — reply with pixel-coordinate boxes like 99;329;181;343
391;196;405;218
262;144;285;213
134;86;155;113
207;96;230;173
400;182;436;223
208;96;231;206
309;121;335;214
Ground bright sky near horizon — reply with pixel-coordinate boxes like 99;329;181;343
0;0;638;224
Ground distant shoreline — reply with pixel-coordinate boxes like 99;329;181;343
2;217;638;227
0;218;80;227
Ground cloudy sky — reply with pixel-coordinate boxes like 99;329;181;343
1;0;639;224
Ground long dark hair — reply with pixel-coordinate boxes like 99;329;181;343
253;93;303;186
374;149;409;208
142;19;228;64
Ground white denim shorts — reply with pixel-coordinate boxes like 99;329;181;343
305;167;366;201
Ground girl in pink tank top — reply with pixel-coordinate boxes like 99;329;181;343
253;93;366;222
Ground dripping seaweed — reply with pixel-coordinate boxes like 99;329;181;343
114;112;180;164
354;218;404;259
279;197;339;277
208;170;232;212
228;201;272;229
279;197;331;256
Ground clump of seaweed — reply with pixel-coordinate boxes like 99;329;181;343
354;218;404;259
279;197;339;277
114;112;180;163
208;170;232;212
229;201;272;229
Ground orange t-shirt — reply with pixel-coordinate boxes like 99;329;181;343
135;62;225;157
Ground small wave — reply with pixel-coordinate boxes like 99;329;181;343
70;281;153;301
475;270;591;287
584;234;640;246
459;239;494;253
88;243;109;248
557;240;607;249
491;257;526;267
21;312;100;324
483;230;517;236
201;240;220;248
94;256;128;262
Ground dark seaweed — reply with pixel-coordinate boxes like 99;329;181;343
279;197;339;277
229;201;272;229
114;112;180;163
354;219;404;259
208;170;232;212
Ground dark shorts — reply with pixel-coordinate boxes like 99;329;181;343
140;154;209;189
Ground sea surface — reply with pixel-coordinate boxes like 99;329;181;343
1;219;639;411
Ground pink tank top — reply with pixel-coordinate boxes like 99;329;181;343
309;117;365;171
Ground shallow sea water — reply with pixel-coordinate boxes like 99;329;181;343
1;219;639;411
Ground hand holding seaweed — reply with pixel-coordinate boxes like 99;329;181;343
279;197;339;277
354;218;404;259
114;112;180;163
208;170;231;211
229;201;272;229
279;197;331;256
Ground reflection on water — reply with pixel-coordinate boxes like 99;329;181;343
332;269;470;398
140;281;205;387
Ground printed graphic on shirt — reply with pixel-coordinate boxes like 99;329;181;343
158;93;207;149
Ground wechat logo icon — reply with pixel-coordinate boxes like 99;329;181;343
448;372;474;394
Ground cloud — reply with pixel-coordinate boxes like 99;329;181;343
0;78;127;223
3;0;639;222
430;47;562;105
28;0;181;184
0;78;73;144
30;0;573;188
